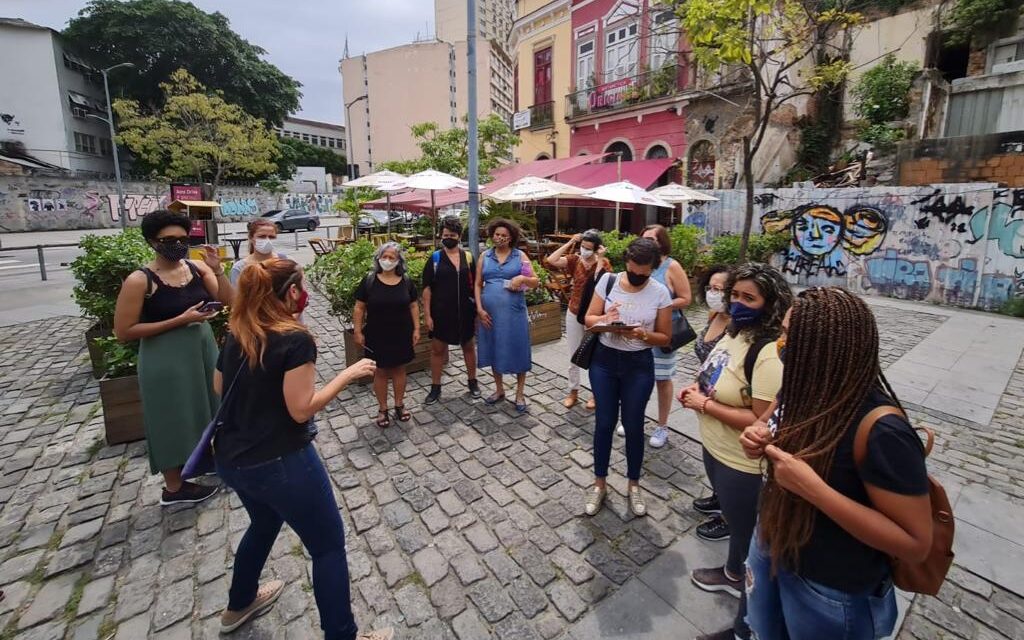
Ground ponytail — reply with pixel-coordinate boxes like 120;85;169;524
231;258;308;367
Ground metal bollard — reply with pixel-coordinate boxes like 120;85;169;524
36;245;47;281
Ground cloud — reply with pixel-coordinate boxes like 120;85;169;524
4;0;435;124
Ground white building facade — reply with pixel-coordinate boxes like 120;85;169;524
274;116;346;155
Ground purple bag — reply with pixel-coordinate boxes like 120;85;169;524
182;362;244;480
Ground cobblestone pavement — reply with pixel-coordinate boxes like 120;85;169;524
0;295;1021;640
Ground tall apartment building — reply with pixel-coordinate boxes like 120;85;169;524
274;117;346;156
340;39;513;177
0;18;114;175
436;0;515;47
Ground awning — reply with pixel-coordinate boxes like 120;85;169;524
364;155;606;212
535;158;676;209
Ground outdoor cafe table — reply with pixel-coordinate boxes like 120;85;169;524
222;235;247;260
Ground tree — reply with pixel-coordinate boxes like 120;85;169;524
378;114;516;181
114;69;279;197
671;0;860;260
276;137;347;180
63;0;300;125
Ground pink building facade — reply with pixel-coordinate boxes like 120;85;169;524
567;0;690;162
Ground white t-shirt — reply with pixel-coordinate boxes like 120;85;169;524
594;272;672;351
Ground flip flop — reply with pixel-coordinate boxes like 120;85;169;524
484;392;506;405
375;409;391;428
394;405;411;422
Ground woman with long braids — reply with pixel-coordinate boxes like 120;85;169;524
737;287;932;640
677;263;791;640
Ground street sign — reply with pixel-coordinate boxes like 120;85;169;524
512;110;531;131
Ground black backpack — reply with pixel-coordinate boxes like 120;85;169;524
743;337;776;393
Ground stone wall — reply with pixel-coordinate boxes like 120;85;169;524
897;131;1024;187
684;184;1024;309
0;175;342;232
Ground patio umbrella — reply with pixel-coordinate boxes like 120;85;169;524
582;180;674;233
341;170;408;235
396;170;469;248
485;176;589;234
649;183;719;224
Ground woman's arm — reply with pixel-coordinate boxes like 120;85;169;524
283;358;377;423
633;306;672;347
584;277;614;328
668;262;692;308
475;256;492;329
545;236;578;270
194;251;234;305
353;300;367;347
213;369;223;395
765;445;934;562
410;299;421;346
113;272;214;341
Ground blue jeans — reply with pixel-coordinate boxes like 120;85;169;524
590;342;655;481
746;531;898;640
216;445;358;640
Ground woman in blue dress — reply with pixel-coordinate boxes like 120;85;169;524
475;218;539;413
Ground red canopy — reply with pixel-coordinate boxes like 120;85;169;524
535;158;677;209
363;155;607;212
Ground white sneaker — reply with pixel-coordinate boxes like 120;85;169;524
616;424;625;437
649;426;669;448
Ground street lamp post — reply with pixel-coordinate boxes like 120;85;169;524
87;62;135;230
345;95;368;181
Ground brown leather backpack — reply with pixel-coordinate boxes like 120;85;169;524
853;406;955;596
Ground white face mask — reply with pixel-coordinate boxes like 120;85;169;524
579;248;594;259
379;258;398;272
706;290;726;312
254;238;274;254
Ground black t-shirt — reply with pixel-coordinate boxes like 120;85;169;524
215;331;317;466
784;388;929;592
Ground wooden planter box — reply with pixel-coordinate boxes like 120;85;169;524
99;375;146;445
340;300;563;379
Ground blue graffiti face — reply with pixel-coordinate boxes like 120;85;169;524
794;208;843;256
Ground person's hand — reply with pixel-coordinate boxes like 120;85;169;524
508;275;525;290
412;329;421;347
424;315;434;333
178;301;217;325
630;327;648;341
602;303;621;324
677;383;699;405
597;246;607;257
353;331;365;348
344;357;376;381
478;308;493;329
572;233;583;244
680;387;710;412
740;422;772;459
200;245;223;274
764;445;823;500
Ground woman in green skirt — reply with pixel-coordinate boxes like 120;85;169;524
114;209;234;506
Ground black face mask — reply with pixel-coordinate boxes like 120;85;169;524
626;271;650;286
154;239;189;262
441;237;459;250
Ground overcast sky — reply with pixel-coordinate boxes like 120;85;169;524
5;0;435;125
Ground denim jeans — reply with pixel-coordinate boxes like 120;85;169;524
216;444;359;640
590;342;655;481
746;531;898;640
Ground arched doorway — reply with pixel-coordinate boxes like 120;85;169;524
646;144;669;159
688;140;716;189
535;153;551;160
603;141;633;162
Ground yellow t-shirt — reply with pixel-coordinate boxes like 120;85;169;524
696;333;783;474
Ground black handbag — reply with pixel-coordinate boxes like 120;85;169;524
661;309;697;354
571;274;616;369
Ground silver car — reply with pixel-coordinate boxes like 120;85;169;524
261;209;320;232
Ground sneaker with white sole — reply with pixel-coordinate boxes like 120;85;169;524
649;426;669;448
628;485;647;517
615;424;625;437
220;580;284;633
585;485;607;516
691;566;743;598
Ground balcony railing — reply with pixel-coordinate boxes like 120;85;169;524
529;101;554;130
566;64;680;121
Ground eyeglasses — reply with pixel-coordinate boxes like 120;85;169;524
154;237;188;245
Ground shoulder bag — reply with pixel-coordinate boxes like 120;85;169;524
571;274;617;370
182;357;245;479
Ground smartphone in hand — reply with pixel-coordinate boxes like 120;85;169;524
198;301;224;313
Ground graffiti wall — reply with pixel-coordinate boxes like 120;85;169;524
0;176;335;232
695;184;1023;309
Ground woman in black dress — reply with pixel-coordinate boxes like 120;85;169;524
354;242;420;427
422;218;479;404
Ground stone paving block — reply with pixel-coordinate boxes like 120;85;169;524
60;518;103;549
413;546;450;587
0;549;44;585
115;613;151;640
452;606;494;640
510;543;557;587
71;614;104;640
394;583;434;626
508;576;549;619
494;611;543;640
77;574;115;617
468;579;516;623
17;620;68;640
376;549;412;588
19;571;80;629
430;573;468;619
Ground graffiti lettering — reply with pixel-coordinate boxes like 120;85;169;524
911;189;975;228
761;204;888;277
284;193;337;214
936;258;1015;309
864;249;931;300
753;193;778;208
108;194;164;222
218;197;259;217
968;196;1024;259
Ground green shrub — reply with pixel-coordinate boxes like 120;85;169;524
668;224;704;273
70;229;154;330
857;123;906;153
702;234;743;267
699;232;789;268
1001;296;1024;318
92;336;139;378
527;259;554;306
748;231;791;263
599;231;638;271
308;239;401;325
852;54;918;125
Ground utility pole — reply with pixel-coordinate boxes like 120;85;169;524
345;95;368;181
467;0;480;260
90;62;134;230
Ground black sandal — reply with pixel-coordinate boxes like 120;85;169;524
394;405;411;422
375;409;391;428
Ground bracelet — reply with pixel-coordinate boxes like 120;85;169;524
213;270;225;277
700;398;711;414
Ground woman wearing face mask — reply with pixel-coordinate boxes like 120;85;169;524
213;258;391;640
229;219;287;285
475;218;539;413
584;238;673;517
353;243;420;428
113;209;234;506
677;263;792;640
422;217;480;404
545;229;611;409
690;264;733;542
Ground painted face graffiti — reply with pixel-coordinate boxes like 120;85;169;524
761;204;889;277
794;207;843;256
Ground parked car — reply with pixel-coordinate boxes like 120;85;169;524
261;209;320;232
356;210;418;231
